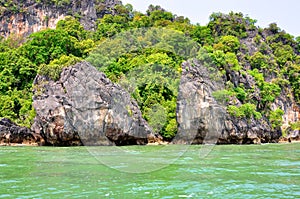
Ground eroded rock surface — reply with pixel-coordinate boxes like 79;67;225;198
0;118;44;146
0;0;121;37
175;60;280;144
32;61;152;146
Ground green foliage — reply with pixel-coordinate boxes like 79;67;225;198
208;50;226;69
270;42;294;66
0;34;24;51
268;109;284;129
287;63;300;103
1;5;300;139
296;37;300;53
234;86;247;102
130;13;151;28
20;29;77;65
250;51;269;69
212;89;234;104
95;14;130;39
0;35;39;126
191;25;213;46
208;12;256;38
266;23;297;47
149;9;173;22
0;0;71;14
0;51;37;92
260;82;281;105
0;0;21;13
145;104;166;134
87;27;193;140
167;16;193;34
0;17;88;126
248;69;281;107
228;103;262;119
56;16;87;40
0;89;35;127
216;35;240;53
203;49;241;72
224;52;242;71
118;51;180;140
290;121;300;130
248;69;264;83
56;17;95;57
38;55;82;80
114;4;133;16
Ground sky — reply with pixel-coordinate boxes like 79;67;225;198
121;0;300;37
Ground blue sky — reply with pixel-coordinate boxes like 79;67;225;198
122;0;300;37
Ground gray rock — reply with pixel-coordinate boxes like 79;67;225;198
174;60;226;144
32;61;152;146
288;130;300;141
0;0;122;37
0;118;44;145
175;60;279;144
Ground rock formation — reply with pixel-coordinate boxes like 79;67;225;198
271;95;300;139
175;60;280;144
32;61;152;146
240;26;300;141
0;118;44;146
287;130;300;142
0;0;121;37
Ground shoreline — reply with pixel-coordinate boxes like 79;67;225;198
0;143;40;147
1;140;300;147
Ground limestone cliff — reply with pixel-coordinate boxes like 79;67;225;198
175;60;281;144
0;0;121;37
32;61;152;146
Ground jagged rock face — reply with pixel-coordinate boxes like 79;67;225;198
174;60;226;144
0;118;44;145
239;28;300;135
32;61;152;146
272;96;300;132
0;0;121;37
175;60;280;144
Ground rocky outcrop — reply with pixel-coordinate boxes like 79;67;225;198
279;130;300;143
32;61;152;146
175;60;280;144
0;0;121;38
272;96;300;137
287;130;300;142
0;118;44;146
174;60;226;144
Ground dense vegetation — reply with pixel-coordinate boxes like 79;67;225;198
0;2;299;139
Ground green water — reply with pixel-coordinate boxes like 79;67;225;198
0;144;299;198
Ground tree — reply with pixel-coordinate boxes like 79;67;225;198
95;14;130;39
250;51;269;69
56;16;87;40
216;35;240;53
20;29;76;65
208;12;253;38
191;25;213;45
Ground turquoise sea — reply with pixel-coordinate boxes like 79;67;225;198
0;144;300;198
